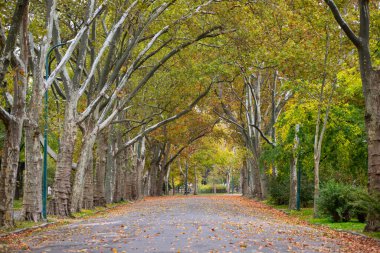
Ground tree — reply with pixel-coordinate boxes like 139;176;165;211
0;0;29;227
323;0;380;232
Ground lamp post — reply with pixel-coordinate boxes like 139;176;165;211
43;41;70;220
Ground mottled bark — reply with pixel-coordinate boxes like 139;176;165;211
289;124;299;210
93;131;108;206
149;142;162;196
82;152;94;210
71;129;97;212
241;160;249;196
364;70;380;231
48;101;78;216
0;103;25;226
0;7;28;226
114;141;127;202
135;137;146;200
105;129;116;204
23;122;42;221
226;170;231;194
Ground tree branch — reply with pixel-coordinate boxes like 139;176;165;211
115;83;212;156
250;124;275;147
324;0;361;48
0;106;14;124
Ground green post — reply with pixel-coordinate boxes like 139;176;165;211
43;42;69;219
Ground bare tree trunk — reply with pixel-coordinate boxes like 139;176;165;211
164;165;171;195
149;142;161;196
135;137;146;200
0;10;28;226
23;121;43;222
0;117;24;227
193;167;198;195
93;131;108;206
82;152;94;210
226;170;231;194
22;22;42;222
105;128;116;204
241;160;249;196
251;157;262;198
49;101;78;216
365;70;380;231
114;139;127;202
289;124;300;210
124;144;134;200
71;129;97;212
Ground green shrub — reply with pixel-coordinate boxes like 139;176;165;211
318;181;359;222
351;190;380;223
269;175;289;205
198;184;226;193
268;174;313;206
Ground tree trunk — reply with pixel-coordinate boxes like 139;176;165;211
364;70;380;232
194;167;198;195
124;145;134;200
164;166;171;195
71;129;98;212
114;140;127;202
260;173;268;198
82;152;94;210
241;160;249;196
48;101;78;216
0;17;28;226
23;28;43;222
0;118;25;227
226;170;231;194
172;176;175;195
93;131;108;207
289;124;300;210
250;157;262;199
149;143;161;196
105;128;116;204
23;122;42;222
135;137;146;200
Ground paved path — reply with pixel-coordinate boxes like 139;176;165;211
15;196;380;252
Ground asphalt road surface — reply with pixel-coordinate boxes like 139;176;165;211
16;195;380;252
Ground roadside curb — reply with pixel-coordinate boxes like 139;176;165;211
0;222;56;238
0;201;131;239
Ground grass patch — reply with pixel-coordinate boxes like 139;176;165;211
266;203;380;240
72;201;128;218
13;199;22;210
0;220;45;234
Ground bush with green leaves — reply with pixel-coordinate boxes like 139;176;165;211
269;175;289;205
351;190;380;223
198;184;226;193
317;181;355;222
317;181;371;222
268;174;313;206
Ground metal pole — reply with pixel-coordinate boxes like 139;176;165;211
43;42;68;220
